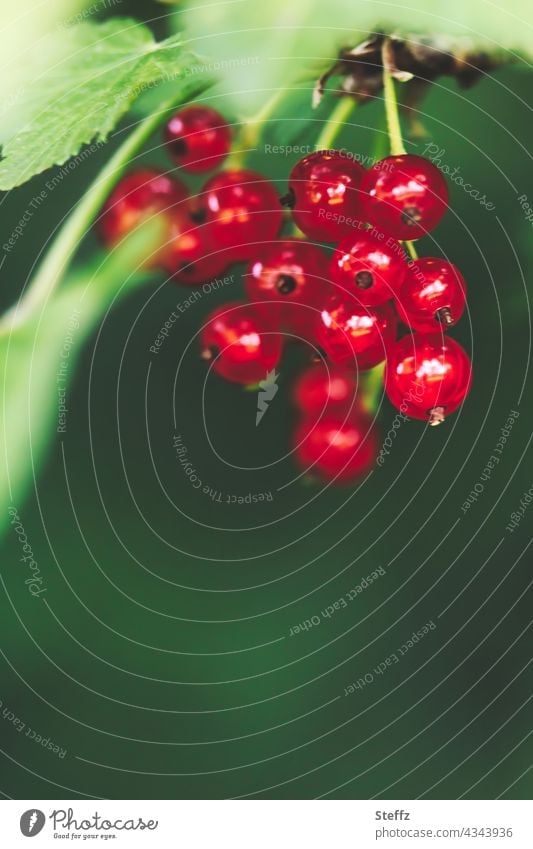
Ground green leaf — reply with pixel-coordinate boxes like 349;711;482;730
0;18;210;190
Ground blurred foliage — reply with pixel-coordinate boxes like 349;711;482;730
175;0;533;113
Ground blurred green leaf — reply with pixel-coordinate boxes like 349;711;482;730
175;0;532;114
0;18;209;190
0;220;164;538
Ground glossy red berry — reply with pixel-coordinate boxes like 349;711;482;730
98;169;188;246
317;295;397;369
198;169;283;261
396;258;467;332
330;231;408;305
200;302;283;385
286;150;365;241
293;414;377;482
292;364;360;416
164;106;231;173
385;333;472;425
160;207;228;284
245;239;329;305
359;155;449;240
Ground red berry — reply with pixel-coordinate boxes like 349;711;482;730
200;302;283;385
359;155;449;240
317;295;398;369
98;169;187;246
245;239;329;305
286;150;365;241
161;207;228;285
385;333;472;425
330;231;408;305
396;258;467;332
292;364;360;416
293;414;377;482
199;169;283;261
164;106;231;173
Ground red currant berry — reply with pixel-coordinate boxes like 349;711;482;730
385;333;472;425
292;364;360;416
200;302;283;385
396;258;467;332
160;207;228;285
199;169;282;261
330;231;407;305
98;169;188;246
164;106;231;173
317;294;397;369
286;150;365;241
359;155;449;240
293;414;377;482
245;239;329;304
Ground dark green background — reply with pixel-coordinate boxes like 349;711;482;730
0;1;532;799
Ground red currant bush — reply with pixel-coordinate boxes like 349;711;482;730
286;150;365;241
359;155;449;240
292;364;360;417
317;295;398;369
385;333;472;425
293;414;377;482
198;169;283;261
98;168;188;246
329;231;408;305
396;258;467;332
164;106;231;173
200;302;283;385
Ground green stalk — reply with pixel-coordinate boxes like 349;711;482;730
361;362;386;415
404;240;419;261
382;65;419;262
314;97;356;151
382;66;406;157
226;88;289;169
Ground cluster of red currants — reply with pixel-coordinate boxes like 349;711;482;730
98;103;472;484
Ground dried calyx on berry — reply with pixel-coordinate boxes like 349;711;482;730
313;32;505;132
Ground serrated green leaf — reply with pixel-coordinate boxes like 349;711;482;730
0;18;210;190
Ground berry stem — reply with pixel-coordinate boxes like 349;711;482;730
227;88;289;168
314;97;357;152
382;56;406;157
361;361;386;415
405;240;419;261
381;52;420;262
